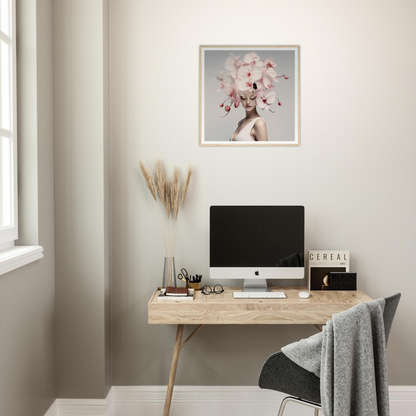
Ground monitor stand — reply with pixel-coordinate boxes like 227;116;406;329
242;279;270;292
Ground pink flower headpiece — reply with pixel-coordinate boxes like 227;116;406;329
215;52;289;117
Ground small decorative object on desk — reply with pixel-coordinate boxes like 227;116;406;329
328;272;357;290
187;274;202;290
178;268;202;290
163;257;176;289
308;250;349;291
157;287;195;301
139;159;193;288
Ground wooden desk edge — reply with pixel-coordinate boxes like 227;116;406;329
148;287;373;325
148;287;160;305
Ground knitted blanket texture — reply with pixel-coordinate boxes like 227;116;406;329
282;299;389;416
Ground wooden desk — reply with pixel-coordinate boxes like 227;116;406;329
148;286;372;416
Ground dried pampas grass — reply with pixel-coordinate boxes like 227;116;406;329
171;167;180;220
139;159;194;285
182;164;193;205
164;180;170;219
156;159;165;203
139;160;157;201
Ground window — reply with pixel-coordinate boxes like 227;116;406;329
0;0;17;247
0;0;42;274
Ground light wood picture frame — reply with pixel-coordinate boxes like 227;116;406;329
200;45;300;146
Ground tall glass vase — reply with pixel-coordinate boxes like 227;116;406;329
162;257;176;288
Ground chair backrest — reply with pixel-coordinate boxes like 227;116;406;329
383;293;401;345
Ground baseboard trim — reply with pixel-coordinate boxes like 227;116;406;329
54;389;114;416
389;385;416;402
45;385;416;416
112;385;281;403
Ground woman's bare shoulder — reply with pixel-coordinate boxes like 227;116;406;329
254;118;266;127
252;118;268;141
253;118;267;132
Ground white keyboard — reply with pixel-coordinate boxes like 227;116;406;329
233;291;286;299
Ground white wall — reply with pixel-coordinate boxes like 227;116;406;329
110;0;416;386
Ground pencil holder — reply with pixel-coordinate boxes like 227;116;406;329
187;282;201;290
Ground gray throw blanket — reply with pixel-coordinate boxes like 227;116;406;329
282;299;389;416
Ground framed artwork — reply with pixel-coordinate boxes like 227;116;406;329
200;45;300;146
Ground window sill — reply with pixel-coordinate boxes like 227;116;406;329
0;245;44;276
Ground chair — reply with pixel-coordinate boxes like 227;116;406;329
258;293;401;416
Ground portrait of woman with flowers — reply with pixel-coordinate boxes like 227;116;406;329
200;46;300;146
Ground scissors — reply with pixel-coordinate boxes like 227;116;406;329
177;268;190;283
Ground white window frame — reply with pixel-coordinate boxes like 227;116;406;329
0;0;43;274
0;0;17;246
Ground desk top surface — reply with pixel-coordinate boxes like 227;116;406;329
148;286;372;325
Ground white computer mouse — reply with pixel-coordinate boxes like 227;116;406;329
299;291;311;299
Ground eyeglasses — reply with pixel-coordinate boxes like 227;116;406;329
201;284;224;295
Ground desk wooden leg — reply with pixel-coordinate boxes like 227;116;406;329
163;324;184;416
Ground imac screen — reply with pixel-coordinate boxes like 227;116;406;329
210;206;304;268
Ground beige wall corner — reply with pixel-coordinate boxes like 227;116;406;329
54;0;111;399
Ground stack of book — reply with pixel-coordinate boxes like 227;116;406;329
157;286;195;301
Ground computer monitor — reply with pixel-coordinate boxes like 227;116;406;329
209;205;305;291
